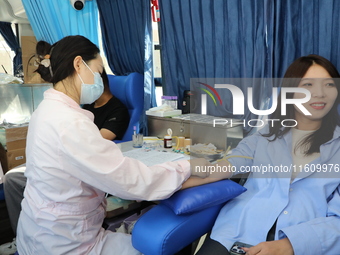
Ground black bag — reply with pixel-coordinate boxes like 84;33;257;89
182;90;197;114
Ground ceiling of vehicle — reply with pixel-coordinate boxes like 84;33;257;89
0;0;29;23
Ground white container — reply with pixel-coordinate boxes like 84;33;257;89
161;96;172;107
170;96;178;109
145;109;182;117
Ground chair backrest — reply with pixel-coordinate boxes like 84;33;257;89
0;184;4;201
107;73;144;142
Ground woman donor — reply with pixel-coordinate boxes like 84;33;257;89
195;54;340;255
15;35;211;255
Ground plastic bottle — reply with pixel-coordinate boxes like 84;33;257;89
161;96;172;107
170;96;178;109
132;126;143;148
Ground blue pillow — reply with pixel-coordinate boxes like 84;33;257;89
160;179;247;215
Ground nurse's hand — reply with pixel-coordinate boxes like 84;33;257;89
181;176;222;189
242;238;294;255
189;158;213;178
181;159;233;189
189;158;233;179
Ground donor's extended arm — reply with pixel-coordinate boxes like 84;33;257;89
181;158;233;189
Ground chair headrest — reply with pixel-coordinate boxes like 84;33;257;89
107;73;144;109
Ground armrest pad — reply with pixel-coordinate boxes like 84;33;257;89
132;203;224;255
161;179;246;215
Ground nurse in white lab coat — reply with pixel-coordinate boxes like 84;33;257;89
16;35;207;255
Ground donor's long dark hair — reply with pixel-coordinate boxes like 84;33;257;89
262;54;340;155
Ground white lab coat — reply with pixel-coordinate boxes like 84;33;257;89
17;89;190;255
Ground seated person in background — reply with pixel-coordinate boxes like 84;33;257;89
0;66;129;255
195;54;340;255
83;69;129;140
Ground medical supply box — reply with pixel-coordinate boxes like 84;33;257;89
0;83;52;173
0;125;28;174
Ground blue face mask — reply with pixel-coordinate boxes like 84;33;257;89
78;60;104;104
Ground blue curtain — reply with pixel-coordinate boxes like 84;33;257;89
97;0;156;135
21;0;99;45
159;0;340;133
0;22;22;76
271;0;340;77
159;0;271;133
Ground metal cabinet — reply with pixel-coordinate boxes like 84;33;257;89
147;113;243;150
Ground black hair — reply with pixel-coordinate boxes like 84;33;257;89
35;35;100;85
263;54;340;155
101;68;111;93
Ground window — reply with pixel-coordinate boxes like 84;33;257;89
0;33;15;76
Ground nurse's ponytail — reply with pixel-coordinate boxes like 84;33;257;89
34;35;100;85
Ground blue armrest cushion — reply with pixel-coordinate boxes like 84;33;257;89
132;203;224;255
160;179;246;215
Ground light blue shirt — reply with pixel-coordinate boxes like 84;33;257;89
211;126;340;255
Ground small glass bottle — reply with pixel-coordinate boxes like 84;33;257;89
164;135;172;148
132;126;143;148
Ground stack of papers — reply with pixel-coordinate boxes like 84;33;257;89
123;149;188;166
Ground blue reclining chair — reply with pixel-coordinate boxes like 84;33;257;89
107;73;144;143
132;179;247;255
0;184;4;201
